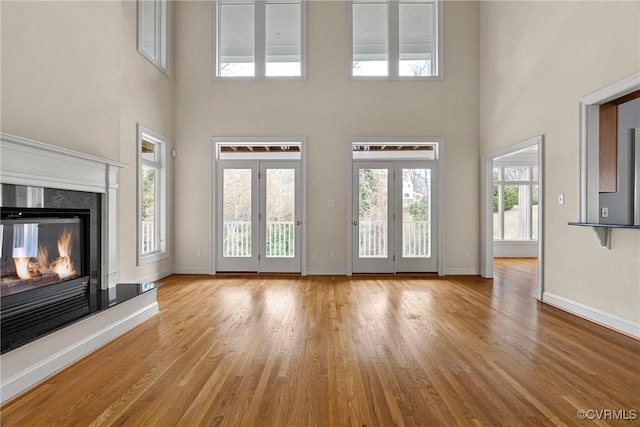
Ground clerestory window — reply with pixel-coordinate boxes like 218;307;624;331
214;0;305;79
349;0;441;79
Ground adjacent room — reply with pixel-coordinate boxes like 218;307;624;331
1;0;639;425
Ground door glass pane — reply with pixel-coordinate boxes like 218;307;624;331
358;168;388;257
352;2;388;76
399;2;434;76
223;169;252;257
266;3;302;77
265;168;295;258
219;3;255;77
402;168;430;258
504;184;529;240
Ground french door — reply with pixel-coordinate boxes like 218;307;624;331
216;160;301;273
352;160;438;273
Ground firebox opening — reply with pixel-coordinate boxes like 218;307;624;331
1;208;90;298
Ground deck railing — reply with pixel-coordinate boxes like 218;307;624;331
359;220;430;258
142;220;156;254
223;221;295;257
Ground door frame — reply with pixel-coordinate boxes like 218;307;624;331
346;137;444;276
480;135;544;300
210;137;307;275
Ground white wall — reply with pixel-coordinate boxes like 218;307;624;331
173;0;481;274
480;1;640;328
1;1;174;283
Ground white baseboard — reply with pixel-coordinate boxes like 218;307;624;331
173;266;211;275
444;268;480;275
543;292;640;339
0;290;159;404
307;268;347;275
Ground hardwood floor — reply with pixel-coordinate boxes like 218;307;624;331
2;259;639;426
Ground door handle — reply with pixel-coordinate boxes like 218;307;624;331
296;220;301;226
353;221;358;226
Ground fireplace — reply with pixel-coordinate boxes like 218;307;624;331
1;208;90;298
0;133;161;404
0;204;98;353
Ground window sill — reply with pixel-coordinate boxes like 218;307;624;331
138;251;170;266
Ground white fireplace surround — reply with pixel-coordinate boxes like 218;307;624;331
0;132;159;403
0;132;126;288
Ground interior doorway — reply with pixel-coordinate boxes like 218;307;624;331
481;136;544;299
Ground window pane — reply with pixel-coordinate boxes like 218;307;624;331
399;2;434;76
219;3;255;77
503;185;529;240
402;168;431;258
504;167;529;181
493;167;500;181
352;3;388;76
532;184;539;240
223;169;252;257
140;0;157;60
359;168;388;257
141;166;157;254
493;184;501;240
266;3;301;77
141;140;156;162
532;166;539;181
265;169;295;257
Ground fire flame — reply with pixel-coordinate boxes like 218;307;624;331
14;228;76;280
52;229;75;279
14;257;32;280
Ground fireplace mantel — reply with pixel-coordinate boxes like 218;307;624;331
0;132;129;288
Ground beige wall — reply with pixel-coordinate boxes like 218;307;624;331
480;1;640;323
173;0;481;273
1;1;174;283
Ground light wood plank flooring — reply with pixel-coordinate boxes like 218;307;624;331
2;259;639;426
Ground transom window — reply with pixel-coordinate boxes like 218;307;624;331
493;166;539;241
214;0;305;78
350;0;441;78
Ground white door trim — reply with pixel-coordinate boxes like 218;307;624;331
480;135;544;300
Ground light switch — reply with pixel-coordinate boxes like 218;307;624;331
558;194;564;205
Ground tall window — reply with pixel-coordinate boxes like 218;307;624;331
138;0;169;73
350;0;441;78
493;166;539;241
214;0;305;78
138;125;169;264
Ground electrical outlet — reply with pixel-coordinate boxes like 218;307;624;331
601;207;609;218
329;250;336;259
313;250;319;259
328;200;336;208
464;250;470;259
195;249;201;258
